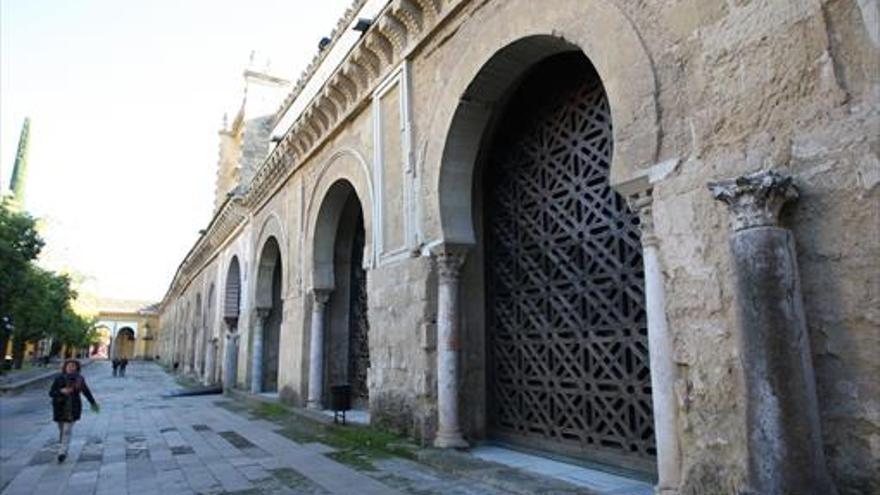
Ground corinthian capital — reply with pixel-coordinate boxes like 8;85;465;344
435;250;467;283
312;289;331;310
627;189;657;247
708;170;798;231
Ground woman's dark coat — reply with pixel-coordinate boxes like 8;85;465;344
49;373;96;422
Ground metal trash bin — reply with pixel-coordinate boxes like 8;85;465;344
330;384;351;425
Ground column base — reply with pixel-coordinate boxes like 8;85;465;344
655;487;679;495
306;400;322;410
433;431;469;449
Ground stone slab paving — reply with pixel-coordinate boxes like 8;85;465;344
0;362;517;495
470;446;652;495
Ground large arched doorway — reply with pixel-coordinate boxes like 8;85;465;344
312;180;371;410
483;52;652;471
114;327;135;359
444;40;654;474
223;256;243;388
255;238;283;393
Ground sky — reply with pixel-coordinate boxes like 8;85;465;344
1;0;352;302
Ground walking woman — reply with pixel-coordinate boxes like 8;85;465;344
49;359;99;462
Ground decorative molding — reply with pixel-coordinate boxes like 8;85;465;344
708;170;798;231
372;61;417;264
273;0;370;122
163;0;463;308
247;0;459;216
627;189;658;248
392;0;423;37
434;249;467;284
164;194;248;305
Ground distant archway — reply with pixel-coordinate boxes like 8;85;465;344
254;237;283;393
223;256;243;387
311;179;371;409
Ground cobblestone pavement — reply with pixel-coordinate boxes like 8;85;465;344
0;361;512;495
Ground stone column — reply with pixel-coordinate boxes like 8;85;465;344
433;248;469;449
186;328;195;373
203;338;216;385
250;308;270;394
307;289;331;409
629;192;681;495
223;318;238;391
709;170;835;495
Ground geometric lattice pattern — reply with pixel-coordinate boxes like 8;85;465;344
486;74;655;465
348;213;371;405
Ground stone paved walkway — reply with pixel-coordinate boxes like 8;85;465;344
0;361;514;495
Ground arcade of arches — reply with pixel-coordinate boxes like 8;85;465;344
90;300;159;361
157;1;879;493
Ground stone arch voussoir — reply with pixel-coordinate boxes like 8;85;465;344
426;0;658;246
253;213;287;309
305;148;375;291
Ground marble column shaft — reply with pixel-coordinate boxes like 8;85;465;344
204;338;216;385
223;320;239;391
308;290;331;409
709;170;835;495
629;192;681;495
433;249;469;449
251;309;269;394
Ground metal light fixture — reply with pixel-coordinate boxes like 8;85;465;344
352;18;372;33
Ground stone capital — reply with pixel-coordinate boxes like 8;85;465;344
224;316;238;329
312;289;331;309
708;170;798;231
627;189;658;247
434;248;468;283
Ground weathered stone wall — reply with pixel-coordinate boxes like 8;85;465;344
159;0;878;492
366;256;436;442
635;1;879;492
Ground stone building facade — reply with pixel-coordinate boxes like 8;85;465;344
93;299;160;360
157;1;879;493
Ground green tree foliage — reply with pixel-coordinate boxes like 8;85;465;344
57;310;99;355
0;199;44;312
8;265;72;367
0;199;45;361
1;200;95;368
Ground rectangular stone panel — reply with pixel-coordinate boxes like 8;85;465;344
379;81;405;255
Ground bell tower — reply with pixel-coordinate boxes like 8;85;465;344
213;55;289;212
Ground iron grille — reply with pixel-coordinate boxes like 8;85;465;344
485;63;654;468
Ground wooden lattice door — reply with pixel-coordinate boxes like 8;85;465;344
485;55;655;471
348;213;370;406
